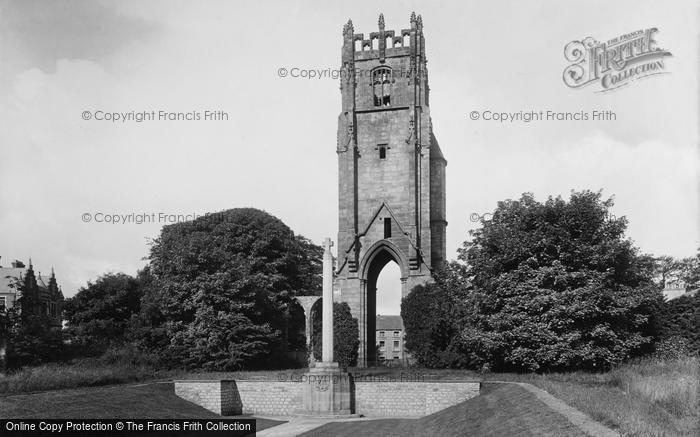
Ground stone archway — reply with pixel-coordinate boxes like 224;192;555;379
358;240;409;366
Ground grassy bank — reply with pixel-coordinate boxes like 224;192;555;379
0;359;179;394
525;357;699;436
2;355;696;436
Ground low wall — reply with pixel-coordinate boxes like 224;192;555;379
234;381;304;415
355;381;481;417
174;380;304;416
174;380;240;416
174;379;480;417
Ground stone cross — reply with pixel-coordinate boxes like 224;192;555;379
322;238;334;363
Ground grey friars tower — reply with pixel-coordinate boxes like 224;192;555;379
335;13;447;367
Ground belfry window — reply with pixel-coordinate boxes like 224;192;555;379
378;144;387;159
373;67;392;107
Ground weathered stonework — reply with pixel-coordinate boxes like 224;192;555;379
336;14;447;367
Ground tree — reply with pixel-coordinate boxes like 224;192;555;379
312;302;359;368
653;256;681;288
64;272;145;351
457;191;661;371
4;277;63;368
134;208;322;370
656;248;700;354
402;277;471;368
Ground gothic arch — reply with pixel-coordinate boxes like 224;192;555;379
357;239;409;365
359;239;409;282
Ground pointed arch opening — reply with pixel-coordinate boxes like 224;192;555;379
359;240;409;366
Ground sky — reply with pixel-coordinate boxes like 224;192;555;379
0;0;697;315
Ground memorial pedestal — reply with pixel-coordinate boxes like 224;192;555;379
300;362;353;416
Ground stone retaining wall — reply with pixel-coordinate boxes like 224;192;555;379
174;380;239;415
174;379;480;417
355;381;481;417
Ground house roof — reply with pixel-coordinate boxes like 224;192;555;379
0;267;61;297
376;315;404;331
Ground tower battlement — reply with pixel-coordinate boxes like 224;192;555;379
342;13;426;62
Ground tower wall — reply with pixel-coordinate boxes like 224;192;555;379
335;13;446;367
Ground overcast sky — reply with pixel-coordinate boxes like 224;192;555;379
0;0;697;315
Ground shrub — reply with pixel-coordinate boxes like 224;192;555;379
401;282;470;368
653;336;694;360
458;191;662;371
132;208;321;370
312;302;359;368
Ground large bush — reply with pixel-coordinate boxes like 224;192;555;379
658;293;700;354
401;280;470;368
132;208;321;370
453;191;662;371
64;272;145;352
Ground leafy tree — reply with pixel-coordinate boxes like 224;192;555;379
457;191;661;371
402;277;470;368
677;251;700;290
135;208;321;370
4;278;63;368
658;293;699;353
656;248;700;354
312;301;359;368
64;272;145;351
653;256;681;288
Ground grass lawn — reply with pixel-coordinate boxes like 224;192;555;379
300;383;587;437
2;357;696;436
0;382;283;432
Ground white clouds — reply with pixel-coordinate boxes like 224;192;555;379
0;0;697;299
448;130;698;260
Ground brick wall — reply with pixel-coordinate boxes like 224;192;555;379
175;379;480;418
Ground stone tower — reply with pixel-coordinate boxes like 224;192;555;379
335;13;447;367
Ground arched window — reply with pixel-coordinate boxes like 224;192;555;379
372;67;392;107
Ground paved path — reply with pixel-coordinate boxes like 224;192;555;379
256;416;378;437
498;382;618;437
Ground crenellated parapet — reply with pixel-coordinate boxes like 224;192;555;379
341;12;425;63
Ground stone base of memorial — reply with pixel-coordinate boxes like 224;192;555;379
298;361;354;417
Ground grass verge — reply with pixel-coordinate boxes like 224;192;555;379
0;359;179;394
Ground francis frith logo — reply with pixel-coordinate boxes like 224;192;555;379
563;28;672;92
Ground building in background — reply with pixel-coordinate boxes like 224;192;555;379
376;315;410;365
0;258;64;328
662;280;696;301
